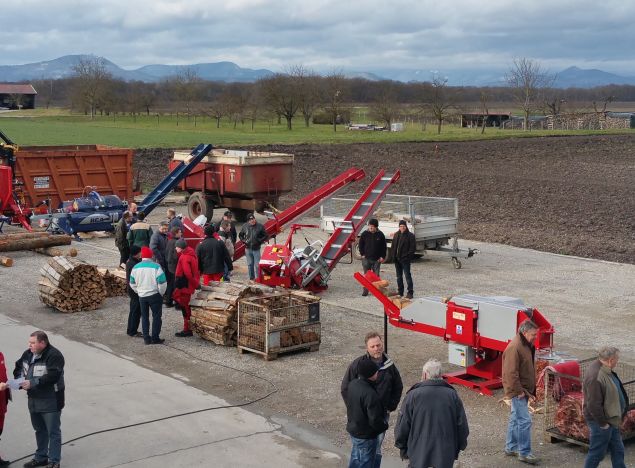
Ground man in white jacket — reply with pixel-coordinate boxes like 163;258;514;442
129;246;167;344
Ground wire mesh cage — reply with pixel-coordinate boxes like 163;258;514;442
238;292;321;360
543;358;635;447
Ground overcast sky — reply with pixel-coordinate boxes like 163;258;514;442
2;0;635;77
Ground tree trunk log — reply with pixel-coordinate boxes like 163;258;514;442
34;246;78;257
0;235;72;252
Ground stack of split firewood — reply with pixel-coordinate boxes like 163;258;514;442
189;281;273;346
38;257;107;312
371;279;412;309
97;268;127;297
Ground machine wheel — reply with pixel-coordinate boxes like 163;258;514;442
384;246;394;264
452;257;462;269
233;209;252;222
187;192;214;222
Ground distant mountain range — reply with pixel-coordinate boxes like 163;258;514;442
1;55;634;89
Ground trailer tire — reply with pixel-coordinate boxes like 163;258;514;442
187;192;214;222
384;246;394;264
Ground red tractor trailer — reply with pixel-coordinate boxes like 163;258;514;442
170;148;294;222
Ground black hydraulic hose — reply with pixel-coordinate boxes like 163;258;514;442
10;343;278;464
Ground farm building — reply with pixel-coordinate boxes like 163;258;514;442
0;83;37;109
461;113;511;128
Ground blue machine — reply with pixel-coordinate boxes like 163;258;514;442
31;143;213;238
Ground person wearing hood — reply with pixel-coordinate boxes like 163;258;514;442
341;332;403;467
391;220;416;299
196;224;233;285
394;358;469;468
345;358;389;468
172;239;201;337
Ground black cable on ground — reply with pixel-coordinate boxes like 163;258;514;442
11;342;279;464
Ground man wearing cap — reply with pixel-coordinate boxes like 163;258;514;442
358;218;387;296
215;210;237;244
238;214;268;281
342;332;403;468
129;247;167;345
345;358;389;468
196;224;233;285
173;238;200;337
125;245;143;337
392;220;416;299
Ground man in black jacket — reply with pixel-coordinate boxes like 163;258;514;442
342;332;403;468
394;358;469;468
126;245;143;337
214;210;237;244
196;224;233;285
14;331;65;468
346;359;389;468
358;219;387;296
392;220;416;299
238;214;268;280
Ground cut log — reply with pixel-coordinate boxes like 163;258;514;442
0;255;13;267
38;257;106;313
34;246;78;257
0;234;72;252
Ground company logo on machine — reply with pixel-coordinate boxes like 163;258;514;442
456;325;463;335
228;168;236;182
79;212;120;224
452;311;465;321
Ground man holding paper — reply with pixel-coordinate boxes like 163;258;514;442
13;331;65;468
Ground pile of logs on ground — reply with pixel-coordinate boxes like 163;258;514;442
189;281;274;346
39;256;107;313
97;268;127;297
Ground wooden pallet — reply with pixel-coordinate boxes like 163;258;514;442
237;341;320;361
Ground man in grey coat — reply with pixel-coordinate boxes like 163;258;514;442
394;359;469;468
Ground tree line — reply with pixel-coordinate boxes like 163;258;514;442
29;57;635;133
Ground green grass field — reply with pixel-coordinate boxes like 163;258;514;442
0;111;632;148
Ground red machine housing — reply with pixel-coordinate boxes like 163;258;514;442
355;270;555;395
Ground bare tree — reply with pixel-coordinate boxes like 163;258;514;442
259;73;300;130
32;78;55;109
289;65;322;127
424;73;456;134
479;91;489;134
174;67;202;117
369;81;400;127
322;72;348;132
506;58;554;130
72;56;113;119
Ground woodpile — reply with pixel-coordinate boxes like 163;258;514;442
189;281;274;346
97;268;127;297
38;256;107;312
0;232;72;252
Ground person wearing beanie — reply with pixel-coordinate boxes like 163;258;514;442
125;245;143;337
342;331;403;467
392;220;416;299
0;352;11;466
344;354;388;468
129;245;167;345
358;218;387;296
196;224;233;285
172;238;200;337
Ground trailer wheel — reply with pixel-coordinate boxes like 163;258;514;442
187;192;214;222
384;246;394;264
452;257;462;269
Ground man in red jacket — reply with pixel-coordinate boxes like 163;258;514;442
172;238;200;337
0;352;10;466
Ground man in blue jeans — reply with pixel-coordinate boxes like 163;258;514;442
502;320;540;465
391;221;415;299
238;214;267;281
582;346;628;468
345;359;388;468
129;246;168;345
14;331;65;468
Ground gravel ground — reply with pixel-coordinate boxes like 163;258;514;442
0;205;633;467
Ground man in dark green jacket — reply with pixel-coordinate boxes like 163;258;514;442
127;212;153;248
583;346;628;468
